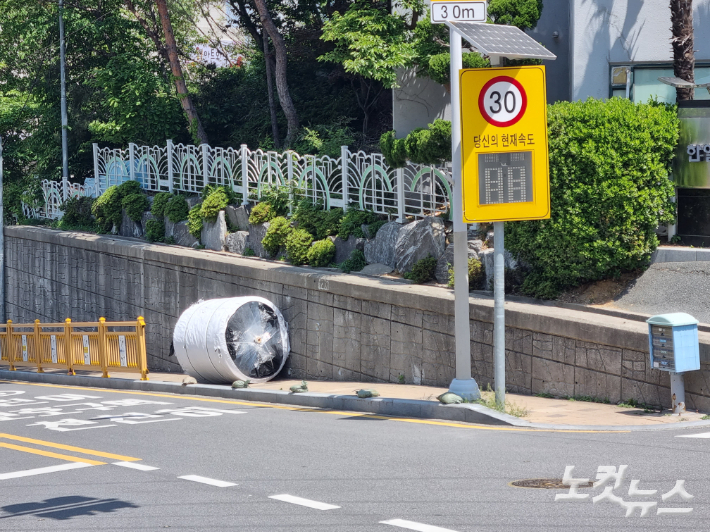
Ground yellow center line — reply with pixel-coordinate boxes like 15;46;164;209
0;433;141;462
0;380;629;433
0;442;105;465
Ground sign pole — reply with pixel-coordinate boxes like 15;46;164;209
448;26;480;400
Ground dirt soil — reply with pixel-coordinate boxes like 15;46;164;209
557;271;643;306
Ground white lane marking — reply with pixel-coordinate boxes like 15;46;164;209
677;432;710;438
0;462;94;480
268;494;340;510
380;519;459;532
112;461;159;471
178;475;236;487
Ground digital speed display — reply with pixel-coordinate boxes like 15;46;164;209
478;151;533;205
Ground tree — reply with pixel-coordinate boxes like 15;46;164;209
487;0;544;31
670;0;694;101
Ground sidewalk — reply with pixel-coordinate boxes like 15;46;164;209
2;368;706;428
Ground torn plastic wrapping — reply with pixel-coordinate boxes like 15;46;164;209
173;297;290;384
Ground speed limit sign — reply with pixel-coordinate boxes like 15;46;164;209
459;66;550;223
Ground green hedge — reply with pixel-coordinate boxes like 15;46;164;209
380;119;451;168
505;98;678;298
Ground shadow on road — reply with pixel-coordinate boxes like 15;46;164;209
1;496;138;520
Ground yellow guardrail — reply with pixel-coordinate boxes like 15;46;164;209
0;317;148;380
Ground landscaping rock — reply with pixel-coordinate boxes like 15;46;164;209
364;221;402;268
226;205;250;231
480;247;518;290
394;216;446;273
140;211;155;231
434;241;482;285
172;221;198;247
186;196;202;209
247;222;270;258
119;209;143;238
226;231;249;254
201;210;227;251
333;236;366;264
359;263;394;276
361;224;373;240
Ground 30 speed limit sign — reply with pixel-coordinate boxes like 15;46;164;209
459;66;550;223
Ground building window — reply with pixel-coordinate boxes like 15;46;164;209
610;65;710;103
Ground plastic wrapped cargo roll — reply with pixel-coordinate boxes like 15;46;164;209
173;297;289;384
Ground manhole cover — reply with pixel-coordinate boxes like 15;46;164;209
509;478;594;489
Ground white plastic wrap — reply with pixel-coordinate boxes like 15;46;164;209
173;297;290;384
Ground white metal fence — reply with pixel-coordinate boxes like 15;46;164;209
25;141;453;222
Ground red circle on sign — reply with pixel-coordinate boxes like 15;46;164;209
478;76;528;127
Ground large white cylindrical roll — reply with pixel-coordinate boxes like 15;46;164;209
173;297;289;384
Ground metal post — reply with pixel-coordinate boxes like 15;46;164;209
59;0;69;200
202;143;209;189
241;144;249;205
668;189;677;242
129;143;136;181
341;145;349;211
92;143;101;197
670;372;686;414
447;26;480;401
0;137;4;323
396;167;405;223
167;139;174;192
494;221;506;407
287;151;294;215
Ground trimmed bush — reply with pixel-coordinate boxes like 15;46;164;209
506;98;678;299
427;52;489;85
248;202;275;224
339;249;367;273
122;193;150;222
259;184;291;216
145;219;165;242
60;196;94;228
262;216;293;256
338;208;378;240
151;192;173;217
165;195;190;223
404;255;437;283
292;198;343;240
200;188;229;221
91;185;122;232
117;180;141;197
307;238;336;267
187;204;203;239
380;119;451;168
285;228;313;265
448;257;485;290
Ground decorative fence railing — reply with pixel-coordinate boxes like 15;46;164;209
25;141;453;222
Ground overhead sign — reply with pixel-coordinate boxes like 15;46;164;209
460;65;550;223
430;1;486;24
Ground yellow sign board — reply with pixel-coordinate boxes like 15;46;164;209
460;65;550;223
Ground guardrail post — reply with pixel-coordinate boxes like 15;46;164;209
341;146;349;212
129;143;136;181
7;320;14;371
137;316;148;381
98;317;109;378
202;143;210;190
92;143;101;197
396;167;405;223
287;151;294;216
241;144;249;205
64;318;74;375
167;139;174;192
34;319;43;373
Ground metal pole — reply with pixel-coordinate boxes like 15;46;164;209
447;26;480;401
0;137;4;322
59;0;69;200
494;221;505;407
670;372;686;414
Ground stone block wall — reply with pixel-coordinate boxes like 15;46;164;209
6;226;710;411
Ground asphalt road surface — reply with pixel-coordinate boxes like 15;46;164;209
0;380;708;531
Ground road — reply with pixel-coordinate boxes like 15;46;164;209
0;380;707;531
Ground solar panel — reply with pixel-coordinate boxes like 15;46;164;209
447;22;556;60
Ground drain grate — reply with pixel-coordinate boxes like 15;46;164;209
510;478;594;489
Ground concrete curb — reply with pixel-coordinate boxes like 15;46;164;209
3;370;710;432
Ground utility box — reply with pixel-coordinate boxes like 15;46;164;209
647;313;700;373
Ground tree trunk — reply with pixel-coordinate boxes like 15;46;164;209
671;0;695;101
155;0;209;144
252;0;299;147
263;36;281;149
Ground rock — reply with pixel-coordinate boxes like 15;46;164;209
435;241;482;285
333;236;366;264
119;209;143;238
141;211;155;229
247;222;270;258
361;224;373;240
164;217;175;239
364;221;402;268
359;263;394;276
226;231;249;254
172;221;198;247
394;217;446;273
186;196;202;208
480;247;518;289
225;205;250;231
201;210;227;251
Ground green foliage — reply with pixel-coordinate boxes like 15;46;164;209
243;247;256;257
404;255;438;283
248;202;276;225
187;204;203;239
59;196;95;228
151;192;173;218
338;208;379;239
293;121;355;158
200;185;241;205
91;186;123;232
380;131;408;168
339;249;367;273
448;258;485;290
368;219;387;238
117;180;142;198
262;217;293;256
381;119;452;168
165;195;190;223
145;219;165;243
200;188;229;221
285;228;314;265
488;0;544;31
121;193;149;223
427;52;490;86
293;199;343;240
307;238;336;267
259;185;291;217
505;98;679;299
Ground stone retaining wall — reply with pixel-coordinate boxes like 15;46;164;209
6;226;710;411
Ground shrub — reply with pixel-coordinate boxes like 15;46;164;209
91;185;123;232
258;184;290;216
380;119;452;168
427;52;489;85
368;219;387;238
292;198;343;240
285;228;313;265
338;208;378;240
165;195;190;223
404;255;437;283
307;238;336;267
117;180;141;197
262;216;293;256
448;257;485;290
60;196;94;227
187;204;203;239
122;193;150;222
151;192;173;217
339;249;367;273
145;219;165;242
200;188;229;221
248;202;275;224
201;185;241;205
506;98;678;299
243;247;256;257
